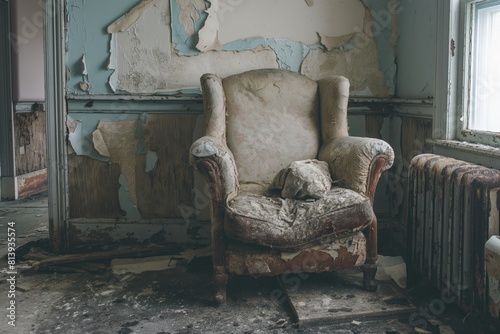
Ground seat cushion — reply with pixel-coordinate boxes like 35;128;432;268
224;187;374;250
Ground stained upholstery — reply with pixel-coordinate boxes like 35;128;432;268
190;68;395;304
270;159;332;200
224;187;374;250
222;69;320;183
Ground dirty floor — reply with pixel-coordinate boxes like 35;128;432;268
1;192;499;334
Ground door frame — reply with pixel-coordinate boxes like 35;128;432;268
44;0;68;253
0;0;16;200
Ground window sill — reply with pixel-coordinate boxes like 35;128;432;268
429;139;500;157
428;139;500;170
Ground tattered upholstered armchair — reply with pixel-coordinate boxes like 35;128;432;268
190;69;394;304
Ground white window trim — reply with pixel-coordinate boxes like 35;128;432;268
435;0;500;147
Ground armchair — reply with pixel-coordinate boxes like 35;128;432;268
190;69;394;304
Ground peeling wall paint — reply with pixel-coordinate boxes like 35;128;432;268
66;0;397;95
108;0;278;93
202;0;364;47
67;111;199;221
301;9;390;97
92;119;139;205
66;0;139;94
176;0;205;36
107;0;158;33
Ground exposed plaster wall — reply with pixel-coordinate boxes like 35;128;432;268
395;0;436;98
10;0;45;101
66;0;397;96
202;0;365;47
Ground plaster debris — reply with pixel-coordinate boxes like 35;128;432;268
319;33;355;51
111;247;211;275
92;120;139;205
196;0;221;52
107;0;159;33
375;255;406;288
439;326;456;334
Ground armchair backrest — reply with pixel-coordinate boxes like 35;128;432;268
222;69;319;183
200;69;350;185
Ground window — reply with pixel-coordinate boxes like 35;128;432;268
458;0;500;143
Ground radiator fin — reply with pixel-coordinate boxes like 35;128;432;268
408;154;500;312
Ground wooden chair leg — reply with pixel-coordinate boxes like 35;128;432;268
214;271;228;305
362;217;378;292
361;263;378;291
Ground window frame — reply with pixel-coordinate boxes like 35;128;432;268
452;0;500;146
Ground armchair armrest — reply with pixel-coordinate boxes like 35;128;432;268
318;136;394;202
190;136;239;204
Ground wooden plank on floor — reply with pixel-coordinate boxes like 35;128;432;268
285;269;416;327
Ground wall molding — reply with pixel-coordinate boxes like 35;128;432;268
15;102;45;113
66;95;432;116
67;99;204;113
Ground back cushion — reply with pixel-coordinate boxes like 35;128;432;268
223;69;320;183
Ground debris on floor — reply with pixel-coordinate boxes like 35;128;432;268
111;247;210;275
376;255;407;289
285;268;415;327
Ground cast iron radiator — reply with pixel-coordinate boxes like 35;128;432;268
408;154;500;312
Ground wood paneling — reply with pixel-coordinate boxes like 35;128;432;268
401;116;433;163
136;114;198;218
14;111;46;175
67;113;198;220
398;116;433;236
365;115;385;139
17;169;47;198
68;154;124;218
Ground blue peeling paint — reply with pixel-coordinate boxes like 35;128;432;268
66;0;139;95
118;174;142;218
68;113;141;160
145;151;159;172
169;0;320;72
67;115;107;161
170;0;207;56
66;0;396;96
223;38;314;72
